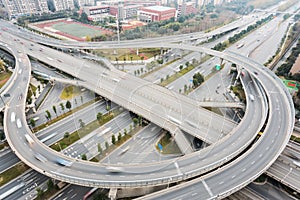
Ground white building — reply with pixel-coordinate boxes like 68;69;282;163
78;0;95;7
50;0;75;11
0;0;49;19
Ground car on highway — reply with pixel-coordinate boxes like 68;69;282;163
249;94;255;102
16;118;22;128
106;166;124;173
11;112;16;122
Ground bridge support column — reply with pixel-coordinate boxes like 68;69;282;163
173;129;194;154
108;188;118;200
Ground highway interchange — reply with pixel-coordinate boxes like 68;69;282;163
0;6;298;200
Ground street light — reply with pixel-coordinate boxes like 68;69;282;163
282;167;292;182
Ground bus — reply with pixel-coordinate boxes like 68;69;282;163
34;153;47;163
25;134;34;145
56;158;72;167
168;115;181;125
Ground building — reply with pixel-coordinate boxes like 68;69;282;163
110;4;142;20
83;5;111;21
50;0;75;11
178;2;197;16
0;0;49;19
138;5;176;22
78;0;95;7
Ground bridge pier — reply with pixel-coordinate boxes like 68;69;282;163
173;129;194;154
108;188;118;200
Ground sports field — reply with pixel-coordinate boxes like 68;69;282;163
32;19;112;41
52;22;103;38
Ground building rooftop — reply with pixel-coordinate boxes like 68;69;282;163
144;6;174;12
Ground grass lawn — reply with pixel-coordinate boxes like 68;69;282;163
156;132;181;155
50;109;120;151
93;48;161;61
60;85;82;100
160;65;195;87
0;71;12;88
0;162;30;187
52;22;103;38
33;98;99;132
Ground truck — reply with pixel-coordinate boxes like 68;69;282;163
16;118;22;128
249;94;255;102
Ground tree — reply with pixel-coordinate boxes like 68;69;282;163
166;75;169;80
30;118;36;127
130;56;133;63
79;119;85;128
60;103;65;113
81;154;87;160
36;187;44;199
133;118;139;127
105;141;109;149
129;124;133;132
47;179;54;190
124;128;127;135
160;77;164;83
111;134;116;145
118;132;122;141
185;61;189;68
106;105;110;111
46;110;51;120
98;143;102;154
64;132;70;139
192;72;204;87
141;56;144;63
79;12;89;23
97;112;103;122
85;35;91;42
179;65;183;71
66;100;72;111
52;105;57;117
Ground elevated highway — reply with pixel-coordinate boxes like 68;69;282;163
0;28;294;199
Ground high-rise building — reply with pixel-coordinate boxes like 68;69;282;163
50;0;75;11
78;0;95;7
0;0;49;19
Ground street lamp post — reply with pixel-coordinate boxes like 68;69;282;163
282;167;292;183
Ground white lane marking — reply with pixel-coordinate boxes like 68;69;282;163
202;180;213;197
